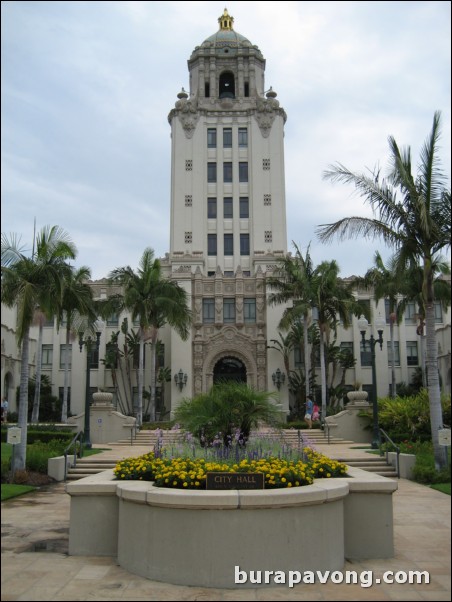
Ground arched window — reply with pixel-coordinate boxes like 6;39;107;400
219;72;235;99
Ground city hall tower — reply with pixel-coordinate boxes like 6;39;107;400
166;10;289;411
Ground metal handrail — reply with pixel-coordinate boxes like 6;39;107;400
379;427;400;478
63;431;84;481
322;419;331;444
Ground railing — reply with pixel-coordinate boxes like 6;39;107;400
322;419;331;444
64;431;84;482
379;428;400;478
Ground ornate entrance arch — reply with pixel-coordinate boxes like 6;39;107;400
213;356;246;384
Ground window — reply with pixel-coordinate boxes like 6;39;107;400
434;302;443;323
223;197;233;218
184;232;192;244
340;341;354;359
384;299;391;323
239;162;248;182
262;159;270;170
157;344;165;369
207;128;217;148
387;341;400;366
205;82;210;98
42;344;53;367
185;160;193;171
405;301;416;324
244;82;249;97
60;344;72;369
223;298;236;323
264;231;272;243
240;233;250;256
238;128;248;148
406;341;419;366
264;194;271;206
294;345;302;368
223;128;232;148
207;162;217;183
185;195;192;207
224;271;234;278
208;234;217;256
224;234;233;256
360;340;372;367
106;314;119;327
208;198;217;218
240;197;249;218
223;162;233;183
203;299;215;323
244;299;256;323
44;316;54;327
90;346;100;369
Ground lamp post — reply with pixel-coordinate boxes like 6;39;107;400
174;369;188;391
272;368;285;390
79;322;104;449
358;314;385;449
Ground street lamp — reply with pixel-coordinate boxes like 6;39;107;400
174;369;188;391
272;368;286;390
358;314;385;449
79;321;104;449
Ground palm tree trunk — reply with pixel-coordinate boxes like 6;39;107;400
389;319;396;397
61;324;71;422
137;336;144;428
149;330;158;423
15;329;30;472
31;322;43;423
319;327;327;420
303;316;310;400
425;297;447;470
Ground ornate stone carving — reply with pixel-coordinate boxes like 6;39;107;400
175;95;200;139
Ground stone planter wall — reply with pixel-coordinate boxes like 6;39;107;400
67;467;397;588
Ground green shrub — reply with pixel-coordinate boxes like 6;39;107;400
378;389;451;441
0;430;74;444
25;440;68;473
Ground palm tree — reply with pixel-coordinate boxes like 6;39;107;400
1;226;76;469
318;111;451;469
356;251;409;397
57;266;96;422
311;260;361;419
109;248;191;426
402;258;451;388
267;242;316;400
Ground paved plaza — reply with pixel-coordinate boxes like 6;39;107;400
1;442;451;601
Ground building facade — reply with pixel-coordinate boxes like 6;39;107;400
1;11;451;420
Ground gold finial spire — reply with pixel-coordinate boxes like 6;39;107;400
218;8;234;31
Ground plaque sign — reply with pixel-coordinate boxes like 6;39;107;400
206;472;264;490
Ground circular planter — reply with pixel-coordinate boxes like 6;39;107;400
116;481;348;588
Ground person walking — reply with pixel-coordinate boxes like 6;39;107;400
305;395;313;429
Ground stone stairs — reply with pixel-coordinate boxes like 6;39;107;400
335;455;399;479
65;458;117;481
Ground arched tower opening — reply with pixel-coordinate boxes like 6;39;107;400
219;72;235;99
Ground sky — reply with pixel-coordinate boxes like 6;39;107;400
2;1;451;280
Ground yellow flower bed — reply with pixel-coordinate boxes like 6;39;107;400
113;449;347;489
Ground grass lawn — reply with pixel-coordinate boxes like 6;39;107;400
1;484;36;501
430;483;451;495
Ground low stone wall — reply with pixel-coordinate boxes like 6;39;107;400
66;467;397;588
387;452;416;480
325;403;372;444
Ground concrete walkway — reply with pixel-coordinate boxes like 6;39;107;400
1;442;450;601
